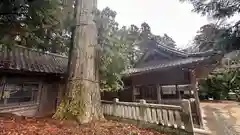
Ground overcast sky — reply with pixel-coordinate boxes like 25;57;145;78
98;0;209;48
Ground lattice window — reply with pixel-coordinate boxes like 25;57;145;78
0;79;39;106
162;85;176;94
136;85;157;100
134;86;141;100
162;85;178;99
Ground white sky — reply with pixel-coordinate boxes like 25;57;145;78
98;0;209;48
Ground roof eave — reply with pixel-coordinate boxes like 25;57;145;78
123;53;224;77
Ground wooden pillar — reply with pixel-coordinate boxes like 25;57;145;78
189;89;192;97
37;81;43;103
132;86;136;102
0;76;5;96
157;84;162;104
1;77;7;105
176;84;181;100
190;69;203;128
160;86;164;100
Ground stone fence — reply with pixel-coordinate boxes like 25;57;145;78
101;98;210;135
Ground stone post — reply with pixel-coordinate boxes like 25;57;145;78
181;99;194;134
138;99;146;127
113;98;119;116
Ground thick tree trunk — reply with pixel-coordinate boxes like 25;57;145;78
54;0;103;124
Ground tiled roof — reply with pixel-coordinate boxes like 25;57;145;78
0;45;222;76
124;57;210;75
124;50;223;76
156;43;188;58
134;38;219;67
0;45;68;74
155;41;218;58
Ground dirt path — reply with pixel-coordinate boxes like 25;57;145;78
201;102;240;135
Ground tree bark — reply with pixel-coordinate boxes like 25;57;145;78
54;0;103;124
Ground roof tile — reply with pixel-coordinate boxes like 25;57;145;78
0;46;68;74
124;56;212;75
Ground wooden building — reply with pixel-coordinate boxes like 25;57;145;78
0;45;67;117
102;39;223;127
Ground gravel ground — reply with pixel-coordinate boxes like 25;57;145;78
201;102;240;135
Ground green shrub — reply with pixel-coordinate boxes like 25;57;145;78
199;69;240;100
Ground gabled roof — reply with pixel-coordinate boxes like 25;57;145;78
0;45;68;74
155;42;188;58
124;40;223;76
134;39;218;67
134;40;188;66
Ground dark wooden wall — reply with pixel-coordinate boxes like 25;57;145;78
101;91;119;101
131;68;190;86
101;87;133;102
119;87;133;102
38;83;59;116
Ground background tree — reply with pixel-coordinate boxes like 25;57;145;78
194;23;227;52
154;34;176;48
125;25;141;65
199;69;240;100
135;22;177;63
180;0;240;101
0;0;68;53
180;0;240;52
95;7;132;91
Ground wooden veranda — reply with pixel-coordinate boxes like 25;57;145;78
124;69;204;127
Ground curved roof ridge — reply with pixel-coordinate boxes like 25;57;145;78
156;42;223;58
156;43;188;57
187;50;223;57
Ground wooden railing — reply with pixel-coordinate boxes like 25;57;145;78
102;98;211;135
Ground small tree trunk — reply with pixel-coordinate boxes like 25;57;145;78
54;0;103;124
